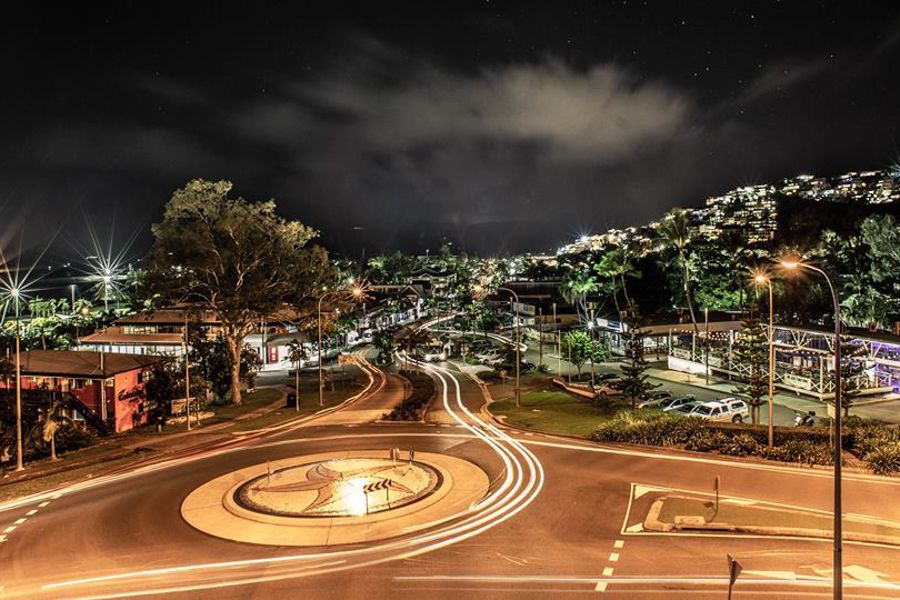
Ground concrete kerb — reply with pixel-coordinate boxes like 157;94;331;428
181;449;489;547
643;495;900;546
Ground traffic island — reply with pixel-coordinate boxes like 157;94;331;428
181;450;489;546
644;494;900;545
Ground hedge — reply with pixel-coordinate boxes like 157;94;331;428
590;411;900;473
383;371;436;421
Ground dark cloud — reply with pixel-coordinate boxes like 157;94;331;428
2;3;900;257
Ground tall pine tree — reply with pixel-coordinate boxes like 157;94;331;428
620;309;656;410
733;318;768;424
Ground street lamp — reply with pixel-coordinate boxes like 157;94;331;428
753;272;775;449
779;259;843;600
498;287;522;408
318;285;364;407
473;284;521;407
11;288;23;471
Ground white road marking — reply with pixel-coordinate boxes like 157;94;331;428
594;581;607;591
3;526;16;534
633;484;654;499
608;552;619;562
613;540;624;549
13;518;25;525
38;501;50;508
602;567;614;577
845;565;889;583
26;509;37;516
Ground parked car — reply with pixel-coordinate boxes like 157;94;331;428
594;378;623;396
636;390;674;409
595;372;619;382
674;399;750;423
661;396;697;412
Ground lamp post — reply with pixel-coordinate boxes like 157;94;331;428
498;287;521;408
780;259;842;600
318;285;364;408
69;284;76;312
474;284;521;407
12;290;23;471
753;273;775;449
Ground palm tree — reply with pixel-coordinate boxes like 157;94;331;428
286;339;307;411
594;247;640;317
657;209;699;334
560;267;597;325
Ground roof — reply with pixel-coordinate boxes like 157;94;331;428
115;309;220;325
79;329;185;345
18;351;162;378
114;305;308;326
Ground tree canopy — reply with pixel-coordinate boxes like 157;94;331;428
147;179;332;405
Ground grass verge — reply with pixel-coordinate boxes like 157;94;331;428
489;390;623;438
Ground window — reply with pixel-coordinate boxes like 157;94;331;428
137;371;144;384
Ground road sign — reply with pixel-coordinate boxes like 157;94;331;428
714;475;721;513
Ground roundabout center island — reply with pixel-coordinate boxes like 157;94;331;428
181;450;490;547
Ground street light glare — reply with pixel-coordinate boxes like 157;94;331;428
780;259;801;269
753;273;768;284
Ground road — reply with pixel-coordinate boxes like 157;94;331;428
1;351;899;599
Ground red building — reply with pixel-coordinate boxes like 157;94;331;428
1;350;162;433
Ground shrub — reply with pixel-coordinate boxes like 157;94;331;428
865;443;900;475
684;429;729;453
763;440;832;466
384;372;435;421
592;411;703;446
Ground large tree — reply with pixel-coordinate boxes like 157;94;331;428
561;329;607;380
147;179;329;405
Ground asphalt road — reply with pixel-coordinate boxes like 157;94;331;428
1;354;899;599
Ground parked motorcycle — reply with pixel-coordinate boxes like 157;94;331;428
794;410;816;427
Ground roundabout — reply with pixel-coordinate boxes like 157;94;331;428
181;449;491;547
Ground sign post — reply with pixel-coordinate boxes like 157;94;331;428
714;475;721;514
727;554;742;600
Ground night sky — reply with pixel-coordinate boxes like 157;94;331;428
3;2;900;259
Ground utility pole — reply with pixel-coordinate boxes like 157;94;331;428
538;306;543;368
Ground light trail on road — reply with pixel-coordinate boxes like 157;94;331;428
13;351;545;599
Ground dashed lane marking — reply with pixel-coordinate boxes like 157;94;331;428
13;518;26;525
608;552;619;562
26;509;37;516
594;581;608;592
602;567;614;577
613;540;624;549
38;501;49;508
3;526;17;534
